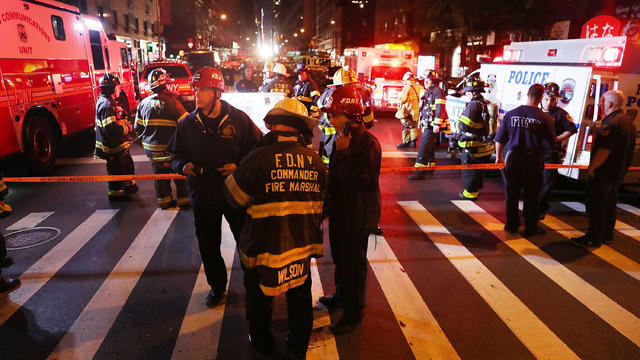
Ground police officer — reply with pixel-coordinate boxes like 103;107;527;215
571;90;636;247
260;63;291;96
410;70;448;180
169;66;263;307
94;73;138;201
134;68;190;209
456;75;497;200
317;85;381;335
0;173;20;294
395;72;421;149
224;98;326;359
293;64;321;118
234;62;258;93
538;82;577;218
495;84;554;236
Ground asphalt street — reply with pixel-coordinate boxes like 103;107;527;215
1;113;640;360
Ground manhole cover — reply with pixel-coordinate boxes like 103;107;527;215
4;227;61;250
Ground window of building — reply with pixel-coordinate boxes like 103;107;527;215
124;14;130;32
51;15;66;41
144;21;148;36
79;0;88;14
135;18;139;33
89;30;105;70
113;11;118;28
97;6;104;21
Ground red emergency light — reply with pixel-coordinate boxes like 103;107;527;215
361;51;367;57
547;49;557;57
602;47;622;62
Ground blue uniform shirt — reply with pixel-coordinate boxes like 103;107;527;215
495;105;554;157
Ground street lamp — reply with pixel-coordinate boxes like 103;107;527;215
220;14;227;20
300;28;305;33
330;20;335;25
293;33;298;37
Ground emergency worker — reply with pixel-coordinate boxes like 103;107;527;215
410;70;448;180
262;61;275;88
538;82;578;218
571;90;636;247
293;64;321;118
0;174;20;294
234;62;258;93
395;72;421;149
94;73;138;201
261;63;291;96
456;75;497;200
494;84;554;237
169;66;263;307
224;98;326;359
135;68;190;209
318;85;381;335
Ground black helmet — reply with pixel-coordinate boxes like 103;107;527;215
147;68;171;90
295;63;310;74
544;82;561;99
99;73;121;88
462;75;487;93
420;69;439;82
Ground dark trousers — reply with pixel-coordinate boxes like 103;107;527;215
244;269;312;357
151;161;188;206
193;202;243;291
539;168;557;215
416;125;438;166
503;151;544;231
586;175;620;245
329;226;368;322
461;149;491;196
106;149;135;198
0;233;5;276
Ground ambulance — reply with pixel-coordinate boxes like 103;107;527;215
343;47;415;111
447;35;640;183
0;0;136;174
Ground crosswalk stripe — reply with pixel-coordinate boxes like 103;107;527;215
400;201;577;359
618;203;640;216
540;214;640;281
454;200;640;347
171;219;236;360
366;231;460;359
0;209;118;326
56;154;150;165
307;258;339;360
48;209;178;360
562;202;640;241
6;212;54;231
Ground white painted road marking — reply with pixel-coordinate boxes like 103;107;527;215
307;258;339;360
6;212;54;231
617;203;640;216
562;202;640;242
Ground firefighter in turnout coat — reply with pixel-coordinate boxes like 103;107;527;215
395;71;421;149
293;64;321;118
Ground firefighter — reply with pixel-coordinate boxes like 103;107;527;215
134;68;190;209
395;71;421;149
234;62;258;93
94;73;138;201
456;75;497;201
495;84;554;237
293;63;321;118
0;173;20;294
318;85;381;335
169;66;263;307
410;70;448;180
262;61;275;89
538;82;578;219
260;63;291;96
224;98;326;359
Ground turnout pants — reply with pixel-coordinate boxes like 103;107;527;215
329;225;369;322
106;149;135;198
586;174;620;245
400;118;418;144
503;151;544;232
415;125;438;166
244;269;312;357
461;149;492;198
193;201;243;291
151;161;188;207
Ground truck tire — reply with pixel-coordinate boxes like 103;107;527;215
24;115;57;175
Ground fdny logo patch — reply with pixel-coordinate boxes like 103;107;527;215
560;78;575;104
221;124;236;138
17;24;28;43
340;97;358;104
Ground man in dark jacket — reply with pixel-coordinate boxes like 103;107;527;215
0;174;20;294
225;98;326;359
317;85;381;335
169;66;263;307
293;64;321;118
233;62;258;93
135;68;190;209
572;90;636;247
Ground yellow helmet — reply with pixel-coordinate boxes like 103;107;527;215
272;63;288;76
264;98;317;134
329;66;357;87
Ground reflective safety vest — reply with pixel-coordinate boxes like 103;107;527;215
456;95;496;157
134;91;188;162
94;94;131;159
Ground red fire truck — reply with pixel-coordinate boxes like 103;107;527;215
0;0;136;174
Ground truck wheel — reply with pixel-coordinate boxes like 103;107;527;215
24;115;57;175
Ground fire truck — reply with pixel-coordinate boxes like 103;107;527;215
447;35;640;184
343;47;415;111
0;0;136;174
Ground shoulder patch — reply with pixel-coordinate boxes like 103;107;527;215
600;124;611;136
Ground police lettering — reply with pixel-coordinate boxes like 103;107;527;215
507;71;550;86
278;263;305;284
510;116;543;129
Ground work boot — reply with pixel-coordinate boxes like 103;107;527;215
503;225;518;235
409;140;417;148
125;183;139;194
396;142;410;149
0;257;14;268
570;234;601;248
0;277;21;294
177;197;191;209
108;194;128;202
458;192;477;201
0;203;13;218
205;289;225;307
330;317;361;335
160;200;177;210
318;294;343;308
